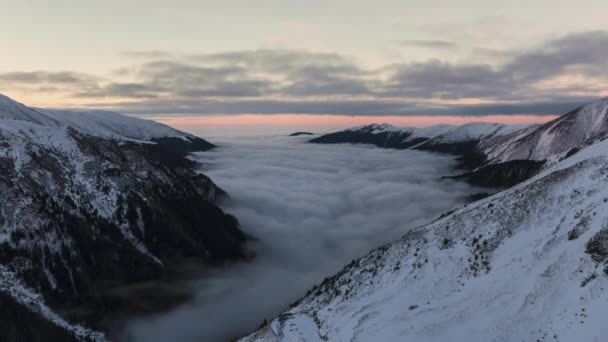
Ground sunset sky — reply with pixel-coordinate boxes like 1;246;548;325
2;0;608;125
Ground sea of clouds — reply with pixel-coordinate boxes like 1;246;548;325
124;134;485;341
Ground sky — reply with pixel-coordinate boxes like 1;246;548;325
1;0;608;118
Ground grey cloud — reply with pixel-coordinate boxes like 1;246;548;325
6;31;607;115
120;32;608;104
182;50;371;97
138;61;277;97
93;98;420;115
383;60;510;99
93;97;591;116
504;30;608;82
81;50;371;99
397;39;457;49
75;82;164;99
283;63;372;96
189;49;354;73
381;31;608;101
0;71;99;86
123;137;485;342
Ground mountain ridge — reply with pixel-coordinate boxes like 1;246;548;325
0;94;247;341
241;98;608;342
311;98;608;187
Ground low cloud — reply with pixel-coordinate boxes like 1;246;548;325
122;136;486;342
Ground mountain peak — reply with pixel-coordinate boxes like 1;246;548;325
0;93;59;126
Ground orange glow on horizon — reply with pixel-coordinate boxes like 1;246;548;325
152;114;558;137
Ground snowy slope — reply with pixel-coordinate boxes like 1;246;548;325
0;94;59;126
242;134;608;342
313;99;608;180
407;124;456;140
482;98;608;163
0;265;105;341
41;108;197;142
427;122;528;144
317;122;531;152
0;94;244;341
347;122;526;144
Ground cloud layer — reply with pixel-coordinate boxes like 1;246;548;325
2;31;607;115
122;136;486;342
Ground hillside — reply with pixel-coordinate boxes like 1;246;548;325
242;111;608;342
311;99;608;187
0;94;247;340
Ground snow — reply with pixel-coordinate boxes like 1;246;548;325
0;93;196;143
483;98;608;163
242;134;608;342
0;93;189;339
41;108;195;142
343;122;531;148
407;124;455;139
0;265;105;341
0;94;59;126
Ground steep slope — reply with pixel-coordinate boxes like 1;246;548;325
310;122;521;150
0;95;246;340
313;98;608;171
309;124;417;149
311;122;532;173
0;94;59;126
40;108;211;146
481;97;608;163
242;133;608;342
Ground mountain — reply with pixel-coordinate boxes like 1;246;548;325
0;94;247;341
289;132;315;137
0;94;59;126
311;98;608;187
241;101;608;341
309;122;523;152
310;122;531;170
480;97;608;164
40;108;210;145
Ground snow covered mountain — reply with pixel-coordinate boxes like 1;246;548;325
481;98;608;164
241;101;608;342
0;94;246;341
0;94;60;126
313;98;608;168
311;98;608;187
311;122;526;152
40;108;205;144
311;122;533;170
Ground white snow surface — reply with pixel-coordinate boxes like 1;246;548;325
41;108;195;142
242;137;608;341
0;265;105;341
482;98;608;163
431;122;530;143
407;124;455;139
345;122;531;146
0;93;204;340
0;94;59;126
0;93;195;143
338;99;608;166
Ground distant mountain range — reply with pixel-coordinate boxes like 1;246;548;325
311;98;608;187
242;98;608;341
0;94;247;341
